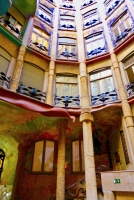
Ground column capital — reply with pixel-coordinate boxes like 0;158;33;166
80;109;93;122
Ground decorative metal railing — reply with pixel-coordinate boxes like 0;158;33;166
84;18;99;29
60;4;75;9
115;24;134;46
60;23;75;30
81;0;96;8
0;71;11;89
57;49;77;60
29;40;49;55
0;18;21;38
105;0;123;15
86;46;107;58
91;89;118;106
54;95;80;107
16;82;46;102
126;82;134;97
45;165;107;200
36;12;52;25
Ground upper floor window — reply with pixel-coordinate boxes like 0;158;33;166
55;74;79;107
124;54;134;96
104;0;123;15
61;0;74;9
83;9;99;29
90;68;117;105
57;37;77;60
0;13;22;38
32;140;55;173
37;6;52;24
17;62;46;102
72;140;84;173
85;32;107;59
111;11;133;46
30;27;49;55
60;15;75;30
0;47;11;88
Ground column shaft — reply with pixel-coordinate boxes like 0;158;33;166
104;191;115;200
46;60;55;105
83;121;98;200
10;45;26;91
56;124;66;200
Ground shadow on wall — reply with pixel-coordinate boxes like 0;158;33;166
0;135;18;185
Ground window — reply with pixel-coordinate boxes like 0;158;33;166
17;62;46;102
83;9;99;29
85;32;106;58
111;12;132;45
30;27;49;55
0;149;5;177
60;15;75;30
90;68;117;105
1;13;22;38
72;140;84;172
104;0;123;15
124;54;134;96
32;140;55;173
57;37;77;60
0;47;11;88
55;74;79;107
37;5;52;24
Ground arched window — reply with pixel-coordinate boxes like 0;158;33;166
0;149;5;177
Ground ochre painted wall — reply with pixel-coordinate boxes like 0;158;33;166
116;192;134;200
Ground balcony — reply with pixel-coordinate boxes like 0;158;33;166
16;82;46;102
86;46;107;59
114;25;134;46
0;18;21;39
54;95;80;107
60;23;75;30
57;47;77;61
81;0;96;8
36;12;52;25
126;82;134;97
84;18;99;29
105;0;123;15
29;40;49;56
60;4;75;9
91;89;118;106
0;71;11;89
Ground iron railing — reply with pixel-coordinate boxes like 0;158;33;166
54;95;80;107
0;72;10;89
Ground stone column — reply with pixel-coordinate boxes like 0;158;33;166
10;45;26;91
111;53;134;163
104;191;115;200
22;16;34;46
79;62;98;200
46;60;55;105
56;120;67;200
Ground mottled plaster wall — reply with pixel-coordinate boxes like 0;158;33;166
0;135;18;185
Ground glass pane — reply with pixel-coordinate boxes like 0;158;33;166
90;73;100;81
72;141;80;171
125;18;131;29
101;69;111;78
63;84;69;95
86;42;92;52
81;141;85;171
56;83;62;96
32;141;44;171
120;23;125;32
91;81;98;96
106;77;114;92
71;84;78;96
9;16;15;25
126;65;134;83
99;79;107;94
114;28;119;37
38;36;43;44
44;141;54;172
32;33;36;42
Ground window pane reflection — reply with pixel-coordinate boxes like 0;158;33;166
44;141;54;172
32;141;44;171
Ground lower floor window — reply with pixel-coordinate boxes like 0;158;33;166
32;140;55;173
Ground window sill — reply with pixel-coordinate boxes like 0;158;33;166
85;52;110;64
55;59;79;65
